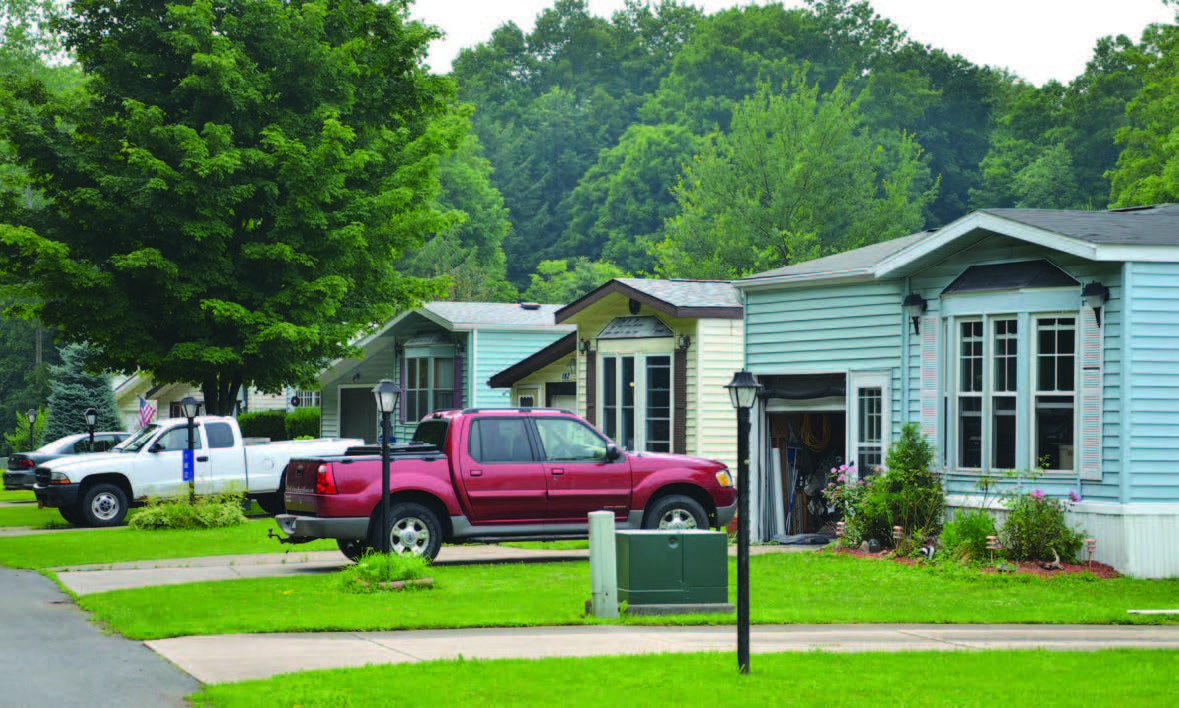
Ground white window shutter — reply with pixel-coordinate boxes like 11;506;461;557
919;314;939;446
1078;310;1103;480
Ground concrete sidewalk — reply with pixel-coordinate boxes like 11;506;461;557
52;542;809;596
149;624;1179;684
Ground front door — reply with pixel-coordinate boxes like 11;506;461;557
340;386;378;443
534;416;631;521
457;417;548;523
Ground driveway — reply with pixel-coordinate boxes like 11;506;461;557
0;567;199;707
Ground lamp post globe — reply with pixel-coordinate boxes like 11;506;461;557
26;408;36;450
84;407;98;451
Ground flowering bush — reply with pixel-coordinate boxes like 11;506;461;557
1000;487;1085;561
824;464;872;544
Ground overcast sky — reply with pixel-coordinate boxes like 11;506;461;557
411;0;1176;86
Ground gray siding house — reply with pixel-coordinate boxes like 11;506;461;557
734;204;1179;578
318;302;573;443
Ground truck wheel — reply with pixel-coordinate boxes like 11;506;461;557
644;495;708;531
371;502;442;561
337;539;370;562
81;483;128;527
58;504;86;526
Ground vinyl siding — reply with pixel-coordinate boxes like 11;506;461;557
320;341;398;438
695;318;743;469
1124;261;1179;503
470;330;570;408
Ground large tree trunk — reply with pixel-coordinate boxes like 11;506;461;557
201;372;243;416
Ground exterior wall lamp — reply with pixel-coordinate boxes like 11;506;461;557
1082;281;1110;327
578;338;592;354
902;293;927;335
676;334;692;350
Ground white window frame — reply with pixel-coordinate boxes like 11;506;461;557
597;351;674;453
405;355;455;420
848;371;890;478
1031;314;1077;473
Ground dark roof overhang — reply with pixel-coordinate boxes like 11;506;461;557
555;280;742;323
488;332;577;389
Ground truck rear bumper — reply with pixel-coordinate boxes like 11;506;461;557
275;514;370;540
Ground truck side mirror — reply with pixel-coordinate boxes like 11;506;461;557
149;443;165;453
605;444;621;462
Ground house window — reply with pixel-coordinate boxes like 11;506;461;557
951;313;1076;474
294;390;321;409
600;353;671;452
856;387;883;473
405;356;454;421
1035;317;1075;470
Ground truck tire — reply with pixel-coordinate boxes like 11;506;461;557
58;504;86;526
337;539;370;562
81;483;128;527
644;494;708;531
371;502;442;561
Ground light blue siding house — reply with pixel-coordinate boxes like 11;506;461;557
734;204;1179;578
318;302;573;443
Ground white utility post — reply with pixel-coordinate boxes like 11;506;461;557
588;511;619;618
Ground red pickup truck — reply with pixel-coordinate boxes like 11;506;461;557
273;407;737;561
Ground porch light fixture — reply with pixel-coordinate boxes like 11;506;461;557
725;369;762;675
578;338;591;354
676;334;692;350
902;293;927;335
371;379;402;555
1081;281;1110;327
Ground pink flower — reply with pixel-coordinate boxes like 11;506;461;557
837;475;846;483
1032;488;1045;499
1068;490;1081;503
830;467;838;474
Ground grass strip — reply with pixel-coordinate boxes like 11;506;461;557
190;649;1179;707
0;518;335;568
80;552;1179;640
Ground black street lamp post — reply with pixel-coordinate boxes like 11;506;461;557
84;408;98;452
181;396;199;504
725;370;762;675
26;408;36;450
372;379;401;555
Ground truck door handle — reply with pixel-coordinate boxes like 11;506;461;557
551;468;565;476
197;456;209;462
470;469;483;477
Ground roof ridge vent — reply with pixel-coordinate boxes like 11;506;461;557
519;302;541;310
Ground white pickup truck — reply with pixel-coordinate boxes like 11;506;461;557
32;416;363;527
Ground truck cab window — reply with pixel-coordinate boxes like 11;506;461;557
468;419;532;463
157;427;204;452
205;422;236;449
535;418;608;462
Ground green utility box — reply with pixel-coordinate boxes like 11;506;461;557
615;530;728;606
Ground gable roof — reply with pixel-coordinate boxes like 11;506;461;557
488;332;577;388
421;302;567;329
556;278;743;322
875;204;1179;278
735;231;931;290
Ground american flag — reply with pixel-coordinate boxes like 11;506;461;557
137;396;156;428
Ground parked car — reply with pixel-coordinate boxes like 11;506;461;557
32;416;362;527
4;432;131;491
273;407;738;561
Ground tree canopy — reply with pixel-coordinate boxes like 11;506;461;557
0;0;464;414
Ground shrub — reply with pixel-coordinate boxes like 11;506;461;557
336;551;432;594
850;423;944;548
940;508;998;562
129;491;248;530
237;410;288;441
999;488;1085;561
285;407;321;439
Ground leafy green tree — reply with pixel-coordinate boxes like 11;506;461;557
398;129;517;302
0;309;57;454
655;75;936;279
522;258;625;304
1110;17;1179;206
43;342;122;443
2;405;46;452
0;0;462;415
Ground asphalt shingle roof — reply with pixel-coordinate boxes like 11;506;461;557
614;278;743;309
739;231;931;283
422;302;566;327
981;204;1179;245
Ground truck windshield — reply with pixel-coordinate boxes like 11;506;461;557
118;424;162;452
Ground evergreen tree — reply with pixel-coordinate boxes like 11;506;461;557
43;343;122;444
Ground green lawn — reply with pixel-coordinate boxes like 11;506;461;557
0;489;36;504
0;518;336;568
80;551;1179;640
191;649;1179;707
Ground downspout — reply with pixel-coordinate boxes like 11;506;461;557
901;277;911;426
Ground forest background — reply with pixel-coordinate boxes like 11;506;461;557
1;0;1177;448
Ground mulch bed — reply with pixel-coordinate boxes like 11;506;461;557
823;545;1121;579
